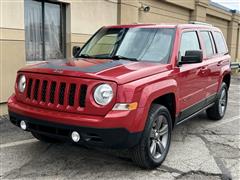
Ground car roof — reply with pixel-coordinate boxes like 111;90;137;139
105;23;220;31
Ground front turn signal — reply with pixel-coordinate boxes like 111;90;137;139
112;102;138;111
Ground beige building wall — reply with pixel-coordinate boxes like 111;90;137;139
0;0;240;115
237;25;240;61
118;0;240;62
206;4;240;60
0;0;25;115
139;0;190;23
206;15;228;39
68;0;118;58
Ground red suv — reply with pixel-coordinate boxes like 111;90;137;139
8;23;231;169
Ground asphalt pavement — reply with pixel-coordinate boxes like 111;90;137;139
0;77;239;180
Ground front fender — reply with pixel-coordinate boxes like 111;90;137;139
138;79;177;108
118;78;178;132
132;79;177;131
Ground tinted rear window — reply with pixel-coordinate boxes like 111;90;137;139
213;32;227;54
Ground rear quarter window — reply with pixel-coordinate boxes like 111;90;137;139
213;32;228;54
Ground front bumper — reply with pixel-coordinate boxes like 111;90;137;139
8;95;144;148
9;111;142;148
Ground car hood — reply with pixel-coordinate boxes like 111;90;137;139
20;59;172;84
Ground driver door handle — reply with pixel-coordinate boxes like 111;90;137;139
200;66;208;74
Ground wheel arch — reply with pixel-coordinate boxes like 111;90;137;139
151;93;176;129
222;73;231;90
134;79;178;131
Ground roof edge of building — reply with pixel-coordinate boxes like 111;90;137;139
209;1;240;14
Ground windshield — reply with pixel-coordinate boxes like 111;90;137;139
79;27;175;63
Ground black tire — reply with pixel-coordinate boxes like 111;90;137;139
206;82;228;120
31;132;62;143
130;104;172;169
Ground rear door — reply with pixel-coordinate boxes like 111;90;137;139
199;30;229;104
199;31;218;102
211;31;230;91
177;30;208;120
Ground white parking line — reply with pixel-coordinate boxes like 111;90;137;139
206;115;240;129
228;100;240;104
0;139;38;149
230;84;240;87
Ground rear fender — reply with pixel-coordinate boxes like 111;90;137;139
217;63;231;91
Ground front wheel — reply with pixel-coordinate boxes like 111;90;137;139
131;104;172;169
207;82;228;120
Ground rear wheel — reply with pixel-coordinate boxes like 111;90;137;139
31;132;62;143
131;104;172;169
207;82;228;120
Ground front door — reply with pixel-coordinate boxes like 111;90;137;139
177;30;208;121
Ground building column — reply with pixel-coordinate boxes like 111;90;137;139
227;13;239;62
191;0;208;22
237;25;240;62
117;0;139;24
0;0;25;115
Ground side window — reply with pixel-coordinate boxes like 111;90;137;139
200;31;214;57
213;32;228;54
180;31;200;56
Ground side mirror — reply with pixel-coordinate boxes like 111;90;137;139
179;50;203;65
72;46;81;58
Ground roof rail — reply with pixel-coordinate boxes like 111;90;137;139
189;21;213;26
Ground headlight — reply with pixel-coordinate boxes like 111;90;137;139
93;84;113;105
18;75;26;93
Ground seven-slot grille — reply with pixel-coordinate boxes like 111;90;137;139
24;77;88;109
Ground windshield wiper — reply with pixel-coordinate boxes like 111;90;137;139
112;55;139;61
79;54;95;58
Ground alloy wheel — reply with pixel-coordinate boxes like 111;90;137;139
219;88;227;116
149;115;169;160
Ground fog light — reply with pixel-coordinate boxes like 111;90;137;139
71;131;80;142
20;120;27;130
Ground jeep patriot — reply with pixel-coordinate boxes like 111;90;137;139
8;23;231;169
